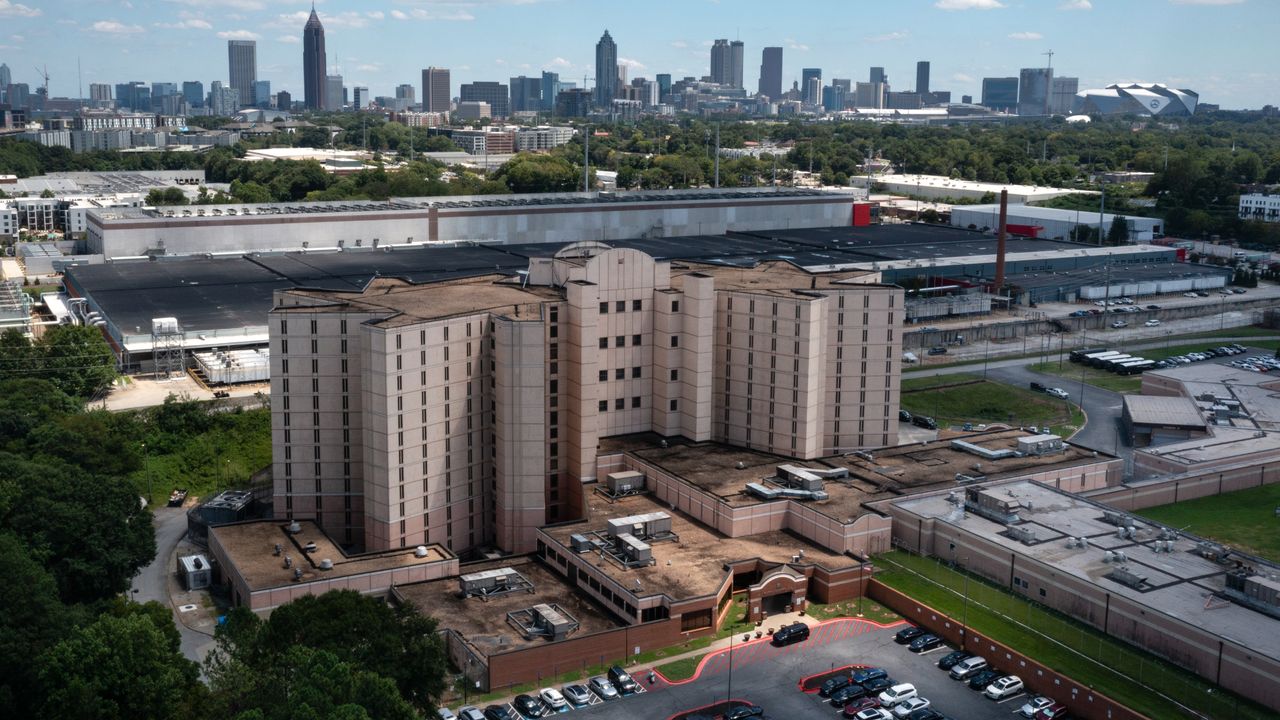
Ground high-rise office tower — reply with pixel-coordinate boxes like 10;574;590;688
182;81;203;109
276;90;292;111
758;47;783;99
595;30;618;107
325;74;344;111
89;83;112;103
227;40;257;108
1018;67;1052;115
1049;76;1078;115
710;39;745;88
396;84;416;105
0;64;10;94
509;76;542;113
656;73;672;103
114;81;149;111
422;67;450;113
353;86;369;110
460;81;509;118
540;71;560;111
801;68;821;104
870;67;886;85
303;7;327;110
916;61;930;95
981;77;1019;112
254;80;272;108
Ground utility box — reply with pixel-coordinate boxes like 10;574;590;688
606;470;644;494
178;554;212;591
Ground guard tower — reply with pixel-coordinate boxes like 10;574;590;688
151;316;184;379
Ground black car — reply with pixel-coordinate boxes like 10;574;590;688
852;667;887;685
937;650;971;670
512;695;545;719
967;668;1002;691
899;409;913;422
483;706;515;720
862;677;894;693
1146;304;1161;310
911;416;938;430
829;684;868;707
607;665;640;695
819;674;853;697
908;710;944;720
894;625;925;644
1029;382;1046;392
927;346;948;356
771;622;810;646
723;705;764;720
908;634;944;653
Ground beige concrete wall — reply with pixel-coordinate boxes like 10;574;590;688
493;316;548;553
821;287;903;453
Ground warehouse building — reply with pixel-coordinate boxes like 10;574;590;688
881;479;1280;712
854;174;1092;203
951;203;1163;242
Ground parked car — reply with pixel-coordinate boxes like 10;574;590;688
862;677;894;694
1018;696;1055;718
513;694;547;718
723;705;764;720
894;626;925;644
587;676;618;701
820;673;854;697
607;665;639;695
1183;292;1199;298
899;409;913;422
892;697;930;718
949;655;989;680
853;667;888;685
985;675;1025;700
437;709;458;720
830;684;869;707
911;416;938;430
966;668;1002;691
1144;319;1161;327
561;685;592;707
1110;321;1127;329
936;650;971;670
1146;304;1161;310
842;696;883;717
906;710;943;720
928;346;948;356
484;706;515;720
1033;702;1070;720
908;634;944;653
1029;382;1046;392
852;709;893;720
877;683;918;708
538;688;567;713
771;622;809;646
457;708;485;720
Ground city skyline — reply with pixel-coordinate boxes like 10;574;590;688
0;0;1274;109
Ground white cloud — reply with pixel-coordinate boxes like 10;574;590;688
366;11;384;20
952;72;976;83
618;57;646;71
155;19;212;30
935;0;1005;9
217;29;261;40
784;37;809;51
277;34;300;43
92;20;144;34
1008;31;1043;40
547;57;572;68
10;34;23;41
1170;0;1245;4
405;7;476;20
1059;0;1092;9
162;0;264;10
391;9;409;19
670;40;688;49
357;63;381;72
867;30;908;42
0;0;41;17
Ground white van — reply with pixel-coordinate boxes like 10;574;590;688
877;683;918;707
950;655;989;680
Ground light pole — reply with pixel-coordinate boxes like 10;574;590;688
140;442;152;504
961;558;971;650
857;557;866;617
726;626;736;704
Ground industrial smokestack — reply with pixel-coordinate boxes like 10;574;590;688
995;189;1008;292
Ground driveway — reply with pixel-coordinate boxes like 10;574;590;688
131;506;217;664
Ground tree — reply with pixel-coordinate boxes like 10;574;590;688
0;532;77;717
1106;215;1130;245
36;325;117;399
210;590;448;712
34;611;202;720
0;378;81;447
493;153;579;193
144;187;188;206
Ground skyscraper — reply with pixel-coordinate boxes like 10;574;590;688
422;67;450;113
595;30;618;107
981;77;1019;112
460;81;509;118
710;40;744;88
1050;76;1078;115
276;90;292;111
656;73;672;103
916;61;930;95
182;81;203;109
0;64;10;94
89;83;112;103
870;67;886;85
509;76;542;113
303;7;327;110
325;74;344;111
801;68;822;104
758;47;783;99
395;84;415;105
1018;67;1052;116
540;71;559;111
227;40;257;109
353;87;369;110
254;80;272;108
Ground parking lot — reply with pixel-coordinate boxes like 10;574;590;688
476;619;1039;720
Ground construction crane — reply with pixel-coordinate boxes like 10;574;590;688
33;64;50;99
1041;50;1054;115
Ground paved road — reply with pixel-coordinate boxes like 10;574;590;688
131;506;216;664
553;620;1025;720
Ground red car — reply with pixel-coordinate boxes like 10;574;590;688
1034;702;1069;720
842;696;882;717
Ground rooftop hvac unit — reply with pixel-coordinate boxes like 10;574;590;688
606;470;645;494
414;545;429;558
318;558;333;570
570;534;593;553
1107;566;1149;590
616;533;652;563
1104;551;1115;563
1008;526;1038;545
606;512;671;539
746;482;783;500
459;567;516;595
1102;510;1128;527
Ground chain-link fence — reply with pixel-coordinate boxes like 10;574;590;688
877;552;1266;720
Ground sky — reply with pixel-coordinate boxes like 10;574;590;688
0;0;1276;109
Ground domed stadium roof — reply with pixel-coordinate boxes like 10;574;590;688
1072;83;1199;117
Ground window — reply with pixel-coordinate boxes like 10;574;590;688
598;400;608;412
1039;588;1047;598
670;335;680;347
616;300;625;312
632;334;642;346
670;369;679;381
632;299;642;311
631;396;641;408
669;399;678;411
632;366;641;378
599;302;609;314
615;368;625;380
671;300;680;312
599;337;608;349
613;398;624;410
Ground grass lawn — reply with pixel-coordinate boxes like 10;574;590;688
1135;483;1280;563
805;599;901;626
874;552;1271;720
901;374;1084;433
1028;360;1143;394
656;654;706;682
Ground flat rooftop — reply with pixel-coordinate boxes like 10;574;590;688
210;519;453;592
892;480;1280;663
1146;364;1280;431
393;558;622;658
1124;395;1206;429
544;493;858;600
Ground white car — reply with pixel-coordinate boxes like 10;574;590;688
539;688;568;713
1183;292;1199;298
985;675;1024;700
1144;319;1161;327
892;697;930;718
1018;696;1055;718
854;710;893;720
457;708;485;720
1045;388;1070;400
878;683;917;707
437;709;457;720
1110;321;1127;329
